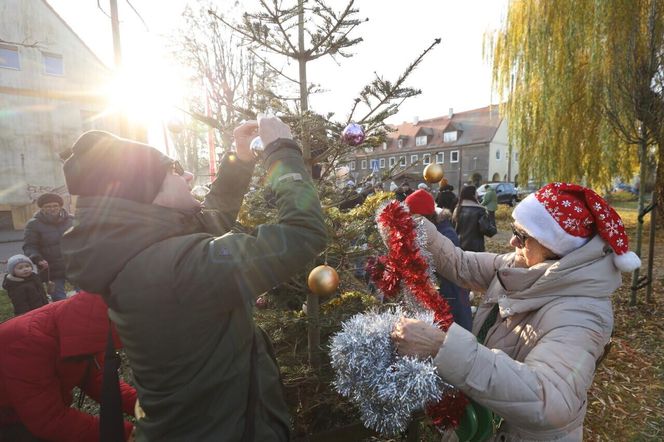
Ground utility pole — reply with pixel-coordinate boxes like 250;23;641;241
109;0;128;138
109;0;122;67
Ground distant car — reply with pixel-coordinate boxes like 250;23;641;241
613;183;638;194
516;182;540;200
477;182;519;206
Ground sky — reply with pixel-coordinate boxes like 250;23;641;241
46;0;508;125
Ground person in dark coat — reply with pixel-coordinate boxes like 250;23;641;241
404;190;473;331
2;254;49;316
395;181;413;202
434;208;473;331
453;185;487;252
436;178;458;211
23;193;74;301
0;291;136;442
61;117;327;441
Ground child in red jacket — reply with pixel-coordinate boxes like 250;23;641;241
2;254;49;316
0;291;136;441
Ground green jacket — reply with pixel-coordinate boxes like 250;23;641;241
481;186;498;212
62;142;327;441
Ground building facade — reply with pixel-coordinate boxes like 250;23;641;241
347;106;519;191
0;0;120;229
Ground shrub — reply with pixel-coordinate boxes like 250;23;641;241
607;190;638;203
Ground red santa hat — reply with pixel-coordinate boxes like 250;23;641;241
512;182;641;272
405;189;435;216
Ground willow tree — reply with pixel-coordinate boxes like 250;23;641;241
488;0;664;209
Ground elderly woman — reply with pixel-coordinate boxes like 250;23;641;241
391;183;640;441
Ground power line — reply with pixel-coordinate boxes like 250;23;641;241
125;0;149;32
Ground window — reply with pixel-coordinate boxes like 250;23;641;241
422;153;431;165
496;149;501;160
370;159;379;171
436;152;444;164
410;154;419;164
397;139;404;149
443;131;458;143
379;158;386;168
361;159;367;169
42;52;64;76
389;157;396;167
0;44;20;70
450;150;459;163
349;161;356;171
415;135;427;146
399;156;406;166
382;142;387;150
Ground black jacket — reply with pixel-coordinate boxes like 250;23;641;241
23;210;73;279
62;145;328;441
2;273;49;315
453;201;487;252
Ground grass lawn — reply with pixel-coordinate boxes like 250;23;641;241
0;289;14;321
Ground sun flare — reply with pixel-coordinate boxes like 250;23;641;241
103;58;186;125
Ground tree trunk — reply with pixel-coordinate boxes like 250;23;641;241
656;144;664;227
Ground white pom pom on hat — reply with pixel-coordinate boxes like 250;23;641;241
512;182;641;272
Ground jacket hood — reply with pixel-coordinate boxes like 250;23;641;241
2;273;40;290
494;235;621;316
62;197;201;296
460;200;484;209
55;291;123;357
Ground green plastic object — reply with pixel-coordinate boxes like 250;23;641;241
454;403;478;442
470;402;494;442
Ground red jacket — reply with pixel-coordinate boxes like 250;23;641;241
0;291;136;441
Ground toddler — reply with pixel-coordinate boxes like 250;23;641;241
2;254;49;316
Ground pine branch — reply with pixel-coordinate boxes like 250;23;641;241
247;47;299;84
257;0;299;54
356;38;441;122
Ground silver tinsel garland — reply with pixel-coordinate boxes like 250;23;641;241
330;307;452;435
329;201;454;435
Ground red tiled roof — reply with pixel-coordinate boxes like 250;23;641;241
382;105;502;152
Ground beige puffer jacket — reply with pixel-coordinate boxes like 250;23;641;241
424;220;620;441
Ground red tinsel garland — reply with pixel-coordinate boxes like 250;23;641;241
367;201;469;429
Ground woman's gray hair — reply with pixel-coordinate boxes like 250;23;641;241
436;207;452;223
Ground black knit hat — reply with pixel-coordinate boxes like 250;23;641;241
37;193;64;208
63;131;173;204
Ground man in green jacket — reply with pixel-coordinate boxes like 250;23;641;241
481;184;498;226
60;116;327;441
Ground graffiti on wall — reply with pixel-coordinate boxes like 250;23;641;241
26;184;73;212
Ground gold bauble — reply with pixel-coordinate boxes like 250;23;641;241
423;163;444;183
307;265;339;296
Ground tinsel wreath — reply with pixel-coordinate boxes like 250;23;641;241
329;201;468;436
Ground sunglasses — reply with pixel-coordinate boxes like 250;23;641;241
510;223;530;248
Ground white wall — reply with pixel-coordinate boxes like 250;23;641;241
488;118;518;182
0;0;112;208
